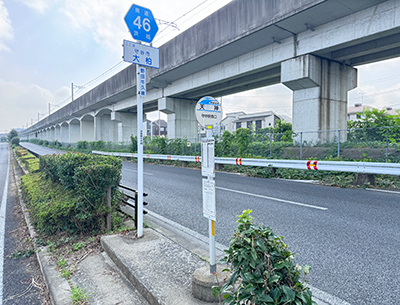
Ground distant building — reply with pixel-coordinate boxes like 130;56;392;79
144;119;152;136
220;111;285;133
152;119;167;136
383;106;400;116
347;103;376;121
347;103;400;121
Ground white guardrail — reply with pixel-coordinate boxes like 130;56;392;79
92;151;400;176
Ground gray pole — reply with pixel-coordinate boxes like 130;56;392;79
136;64;144;237
71;82;74;102
300;132;303;160
338;130;341;158
386;129;389;162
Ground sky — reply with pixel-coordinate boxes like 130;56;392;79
0;0;400;133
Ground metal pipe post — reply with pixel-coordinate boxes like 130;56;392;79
206;127;216;274
136;64;144;237
300;132;303;160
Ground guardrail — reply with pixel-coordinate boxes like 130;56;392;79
92;151;400;176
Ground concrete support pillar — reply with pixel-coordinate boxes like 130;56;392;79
55;126;61;142
60;123;69;143
81;117;95;142
111;111;137;144
69;121;80;143
49;128;55;141
281;54;357;143
158;97;198;140
94;112;118;142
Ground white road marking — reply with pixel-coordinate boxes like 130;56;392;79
216;186;328;210
366;188;400;194
123;169;154;175
0;148;10;305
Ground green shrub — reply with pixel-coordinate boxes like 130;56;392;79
35;153;122;233
77;141;89;149
74;163;122;233
215;210;315;305
10;137;20;146
21;173;77;234
25;153;122;233
89;140;105;150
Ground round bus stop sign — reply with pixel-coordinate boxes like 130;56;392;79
195;96;222;127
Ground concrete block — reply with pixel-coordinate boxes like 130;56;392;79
353;174;376;186
192;265;230;303
281;54;321;90
158;97;175;114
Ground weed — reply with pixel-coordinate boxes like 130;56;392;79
70;282;91;304
60;268;71;279
7;249;35;259
72;242;85;251
57;256;67;268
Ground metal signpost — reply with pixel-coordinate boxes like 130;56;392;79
124;4;159;238
195;96;222;273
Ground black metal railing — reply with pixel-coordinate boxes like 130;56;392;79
119;184;148;229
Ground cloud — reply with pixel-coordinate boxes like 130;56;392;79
15;0;53;14
0;79;60;130
59;0;132;53
0;0;13;52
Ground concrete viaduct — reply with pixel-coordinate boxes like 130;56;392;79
20;0;400;144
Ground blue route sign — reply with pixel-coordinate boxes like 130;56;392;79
124;4;159;44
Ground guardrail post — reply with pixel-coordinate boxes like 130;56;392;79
269;132;272;158
386;128;389;162
300;132;303;160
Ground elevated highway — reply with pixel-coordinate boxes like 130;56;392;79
20;0;400;143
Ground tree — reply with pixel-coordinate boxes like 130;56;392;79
273;120;294;142
7;129;18;141
347;108;400;143
235;128;252;157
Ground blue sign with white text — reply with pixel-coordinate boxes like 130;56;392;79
124;4;159;43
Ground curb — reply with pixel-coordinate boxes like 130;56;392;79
100;233;161;305
11;149;71;305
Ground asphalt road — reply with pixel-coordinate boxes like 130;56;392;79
0;143;45;305
121;161;400;305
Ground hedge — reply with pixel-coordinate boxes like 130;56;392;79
21;152;122;234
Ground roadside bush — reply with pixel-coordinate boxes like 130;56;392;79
21;173;77;234
77;141;89;149
215;210;315;305
35;153;122;233
21;154;40;172
15;147;28;157
74;163;122;232
89;140;105;150
15;147;39;172
10;137;20;146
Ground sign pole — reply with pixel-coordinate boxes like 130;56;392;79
136;64;144;237
207;126;216;274
196;96;222;275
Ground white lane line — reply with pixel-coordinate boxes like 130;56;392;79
123;169;154;176
0;149;10;305
216;186;328;210
366;188;400;194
